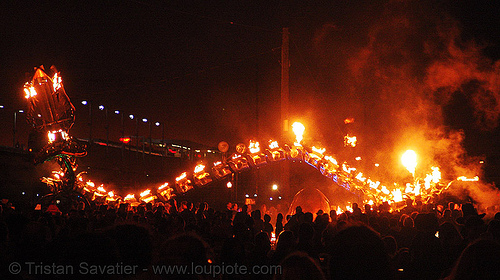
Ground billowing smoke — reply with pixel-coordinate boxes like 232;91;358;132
309;1;499;208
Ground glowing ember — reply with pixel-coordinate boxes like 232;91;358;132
324;156;338;166
124;194;135;201
311;146;326;154
344;135;357;147
52;72;62;92
158;182;169;190
381;185;390;195
47;130;69;143
344;118;355;124
248;140;260;153
292;122;305;145
176;172;187;181
355;172;366;182
140;189;151;197
269;140;279;149
457;176;479;182
194;164;205;174
424;166;441;189
401;150;417;176
24;85;37;99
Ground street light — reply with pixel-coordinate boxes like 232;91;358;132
13;109;24;147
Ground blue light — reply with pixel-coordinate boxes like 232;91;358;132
81;101;88;105
99;105;104;110
114;110;120;114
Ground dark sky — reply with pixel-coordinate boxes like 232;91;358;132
1;0;499;179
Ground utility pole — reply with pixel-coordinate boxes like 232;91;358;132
281;27;290;197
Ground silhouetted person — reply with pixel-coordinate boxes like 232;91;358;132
327;224;394;280
274;251;326;280
444;239;500;280
276;213;284;235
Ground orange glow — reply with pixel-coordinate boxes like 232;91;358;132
457;176;479;182
269;140;279;149
176;172;187;181
52;72;62;92
401;150;417;176
124;194;136;201
194;164;205;174
344;135;357;147
355;172;366;182
292;122;305;145
24;85;37;99
344;118;355;124
119;137;131;143
47;130;69;143
226;182;233;188
140;189;151;197
158;182;169;190
248;140;260;153
311;146;326;155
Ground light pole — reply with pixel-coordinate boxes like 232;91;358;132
115;110;124;159
142;118;149;157
98;105;108;153
129;114;138;158
81;100;92;144
13;110;25;148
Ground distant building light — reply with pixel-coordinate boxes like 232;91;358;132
18;110;24;113
22;192;25;195
0;105;4;108
278;196;282;200
375;163;380;167
114;110;120;114
129;114;134;120
81;101;87;105
99;105;104;110
254;194;257;197
272;184;278;191
245;194;249;198
269;197;273;201
155;122;160;126
142;118;148;123
226;182;232;188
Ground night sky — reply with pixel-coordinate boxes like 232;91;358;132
1;0;499;181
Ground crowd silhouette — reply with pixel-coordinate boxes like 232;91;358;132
1;196;500;279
